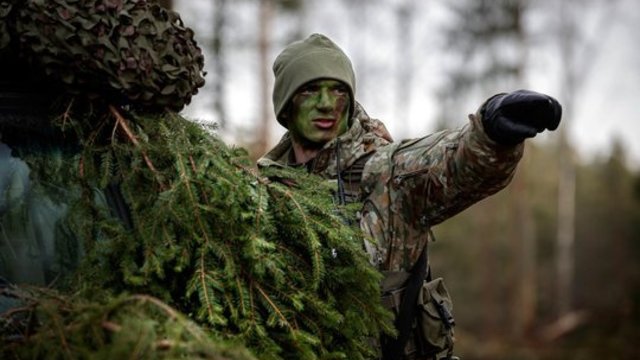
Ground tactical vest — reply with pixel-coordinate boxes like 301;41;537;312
330;153;457;360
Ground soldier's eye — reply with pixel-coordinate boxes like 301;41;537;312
332;86;348;95
299;85;319;95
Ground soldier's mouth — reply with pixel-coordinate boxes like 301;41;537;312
313;118;336;129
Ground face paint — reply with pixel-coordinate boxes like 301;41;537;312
288;79;350;148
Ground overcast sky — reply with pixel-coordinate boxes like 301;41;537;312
176;0;640;169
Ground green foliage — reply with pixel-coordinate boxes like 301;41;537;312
4;105;392;359
2;0;205;111
0;286;256;360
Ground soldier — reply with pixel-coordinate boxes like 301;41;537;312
258;33;562;360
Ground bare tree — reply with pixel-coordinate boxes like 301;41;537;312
255;0;275;157
395;0;416;128
436;0;533;338
552;0;619;320
254;0;305;157
555;0;578;319
212;0;228;128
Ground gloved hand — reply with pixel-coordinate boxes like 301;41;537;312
481;89;562;146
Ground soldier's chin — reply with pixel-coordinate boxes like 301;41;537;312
297;136;331;149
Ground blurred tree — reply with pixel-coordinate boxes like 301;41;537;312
395;0;416;125
254;0;305;157
574;139;632;312
212;0;228;128
540;139;640;359
435;0;527;129
256;0;275;157
434;0;534;341
550;0;620;321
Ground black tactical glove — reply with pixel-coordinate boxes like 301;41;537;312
481;89;562;146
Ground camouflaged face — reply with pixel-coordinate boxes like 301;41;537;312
1;0;204;112
259;102;523;272
258;102;392;173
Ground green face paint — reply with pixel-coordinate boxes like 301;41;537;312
288;79;351;147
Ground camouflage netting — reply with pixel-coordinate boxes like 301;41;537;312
0;0;205;112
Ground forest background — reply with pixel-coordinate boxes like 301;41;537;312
162;0;640;359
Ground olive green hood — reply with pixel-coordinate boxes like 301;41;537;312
272;33;356;128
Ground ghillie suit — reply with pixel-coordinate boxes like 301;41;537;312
0;2;392;359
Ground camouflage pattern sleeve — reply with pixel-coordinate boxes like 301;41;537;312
360;109;523;271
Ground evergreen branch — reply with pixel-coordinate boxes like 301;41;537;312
271;186;323;288
48;304;73;359
237;277;246;317
129;328;147;359
254;283;294;331
127;294;209;343
176;153;212;246
198;254;216;324
83;114;111;148
189;155;211;205
249;280;256;325
108;105;166;190
60;98;74;130
255;185;265;230
111;113;119;144
17;111;392;359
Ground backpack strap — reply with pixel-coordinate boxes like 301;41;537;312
381;245;428;360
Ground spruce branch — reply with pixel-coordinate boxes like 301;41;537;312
60;98;74;130
269;185;323;288
108;105;166;190
254;283;294;331
176;153;212;246
189;154;211;205
47;303;73;359
197;254;216;324
11;110;392;359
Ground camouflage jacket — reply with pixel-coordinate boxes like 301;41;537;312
258;102;523;273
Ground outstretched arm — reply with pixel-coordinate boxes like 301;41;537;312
387;90;561;225
360;90;561;270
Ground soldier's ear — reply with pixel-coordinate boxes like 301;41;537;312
281;103;293;126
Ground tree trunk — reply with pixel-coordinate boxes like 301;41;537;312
212;0;228;128
256;0;274;157
395;0;414;136
510;0;537;338
555;0;577;318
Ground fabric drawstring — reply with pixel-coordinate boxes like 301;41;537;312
335;138;347;205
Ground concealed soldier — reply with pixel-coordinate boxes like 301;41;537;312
258;34;562;360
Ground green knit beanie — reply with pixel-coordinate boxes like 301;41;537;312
272;33;356;128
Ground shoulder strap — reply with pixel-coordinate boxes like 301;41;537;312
381;246;428;360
